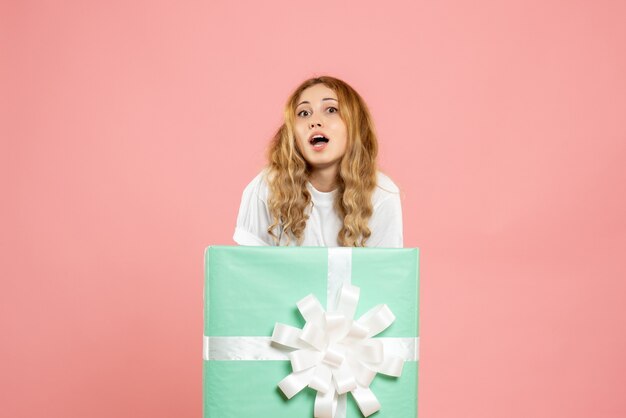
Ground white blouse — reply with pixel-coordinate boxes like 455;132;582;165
233;169;403;247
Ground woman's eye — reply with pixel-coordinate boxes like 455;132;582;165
327;107;338;113
297;110;310;117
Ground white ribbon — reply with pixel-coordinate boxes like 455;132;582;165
203;336;418;362
271;283;406;418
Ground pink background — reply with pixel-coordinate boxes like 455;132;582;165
2;1;625;417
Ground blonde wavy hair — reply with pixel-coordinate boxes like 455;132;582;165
266;76;379;247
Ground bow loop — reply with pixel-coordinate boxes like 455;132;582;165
357;304;396;337
297;294;325;325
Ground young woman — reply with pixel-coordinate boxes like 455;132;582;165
234;76;403;247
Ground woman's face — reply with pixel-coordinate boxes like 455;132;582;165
293;84;348;172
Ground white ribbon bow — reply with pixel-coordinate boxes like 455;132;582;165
271;284;404;418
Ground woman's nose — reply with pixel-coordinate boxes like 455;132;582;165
309;122;322;128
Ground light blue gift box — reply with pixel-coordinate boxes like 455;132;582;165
203;246;419;417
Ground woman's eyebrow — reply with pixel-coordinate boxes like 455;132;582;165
296;98;339;107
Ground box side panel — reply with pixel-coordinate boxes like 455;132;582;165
351;248;419;338
203;360;315;418
203;361;418;418
204;247;211;336
346;361;418;418
206;247;328;336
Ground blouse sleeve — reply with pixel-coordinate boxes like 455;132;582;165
366;193;404;248
233;174;274;246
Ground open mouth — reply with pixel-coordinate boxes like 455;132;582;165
309;135;330;146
